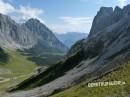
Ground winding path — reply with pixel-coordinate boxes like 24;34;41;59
0;74;32;83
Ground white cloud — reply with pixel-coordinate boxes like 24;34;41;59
0;0;15;14
50;16;93;34
0;0;44;23
17;6;44;22
117;0;128;8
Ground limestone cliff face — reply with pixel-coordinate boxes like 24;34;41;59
69;5;130;55
89;5;130;37
24;19;68;53
0;14;34;49
89;7;113;36
0;14;67;52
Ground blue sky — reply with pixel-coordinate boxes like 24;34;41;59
0;0;130;34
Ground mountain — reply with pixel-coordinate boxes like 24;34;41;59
5;5;130;97
0;14;34;49
55;32;87;48
0;14;68;65
22;19;68;65
24;19;68;53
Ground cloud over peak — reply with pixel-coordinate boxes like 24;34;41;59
17;6;44;22
0;0;15;14
0;0;44;22
117;0;128;8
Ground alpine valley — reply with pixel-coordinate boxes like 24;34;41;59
3;4;130;97
0;13;68;95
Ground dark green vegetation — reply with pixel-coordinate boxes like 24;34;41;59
51;61;130;97
27;53;64;66
19;50;65;66
0;47;9;63
8;50;84;91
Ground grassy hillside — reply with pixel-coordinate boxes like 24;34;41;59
26;52;65;66
19;49;66;66
7;50;84;92
51;61;130;97
0;48;36;95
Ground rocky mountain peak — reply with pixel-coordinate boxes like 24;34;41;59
25;18;46;28
112;6;123;22
114;6;122;12
25;18;52;37
26;18;40;23
99;7;113;14
89;5;130;37
24;18;68;53
0;14;16;28
0;13;11;21
25;18;47;30
0;13;34;49
123;4;130;15
89;7;113;37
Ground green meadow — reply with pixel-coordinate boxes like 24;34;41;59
0;49;36;95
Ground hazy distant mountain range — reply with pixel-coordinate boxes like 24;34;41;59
55;32;87;48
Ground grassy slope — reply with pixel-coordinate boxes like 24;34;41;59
27;52;65;66
0;49;36;94
51;62;130;97
7;50;84;92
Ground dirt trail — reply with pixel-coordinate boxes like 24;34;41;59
0;73;32;83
